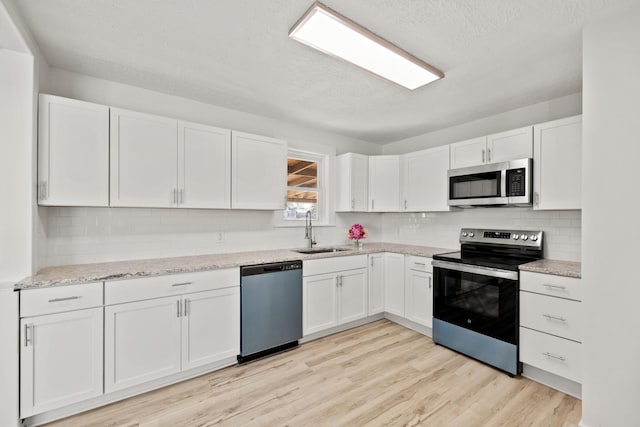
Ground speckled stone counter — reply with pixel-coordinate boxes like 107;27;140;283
519;259;581;279
16;242;454;290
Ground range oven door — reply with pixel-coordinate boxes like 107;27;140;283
432;260;518;345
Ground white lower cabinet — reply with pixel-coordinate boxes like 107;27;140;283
519;271;582;384
404;256;433;328
368;253;385;315
384;253;405;317
303;255;368;336
20;307;103;417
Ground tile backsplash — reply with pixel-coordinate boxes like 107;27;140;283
382;208;581;262
39;207;580;268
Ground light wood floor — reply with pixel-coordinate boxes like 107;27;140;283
46;320;581;427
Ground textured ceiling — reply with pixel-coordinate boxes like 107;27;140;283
14;0;636;144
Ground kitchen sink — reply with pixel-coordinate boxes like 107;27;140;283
293;247;349;254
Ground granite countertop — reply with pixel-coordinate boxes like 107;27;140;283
16;242;455;290
519;259;582;279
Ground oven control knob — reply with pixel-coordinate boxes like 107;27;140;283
513;234;519;240
469;232;475;238
531;235;538;241
521;234;528;241
462;232;468;237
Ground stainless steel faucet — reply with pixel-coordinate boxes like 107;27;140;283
304;210;317;248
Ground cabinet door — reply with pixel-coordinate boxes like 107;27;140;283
384;253;405;317
105;296;182;393
20;308;103;417
450;136;487;168
369;155;401;212
533;115;582;210
110;108;178;208
405;270;433;328
403;145;450;212
486;126;533;163
368;254;385;315
182;288;239;370
303;273;338;335
338;268;368;324
178;121;231;209
38;94;109;206
231;131;287;209
336;153;369;212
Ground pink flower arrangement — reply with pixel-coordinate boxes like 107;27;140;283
347;223;368;241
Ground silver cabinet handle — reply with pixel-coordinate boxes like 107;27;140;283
543;314;567;322
543;352;566;362
534;192;540;206
177;300;181;317
179;189;184;204
335;276;339;287
172;189;177;204
24;324;32;347
48;296;81;303
184;299;189;317
38;181;48;201
284;195;288;209
428;276;432;289
351;199;355;209
414;262;426;267
404;200;407;210
482;149;486;163
171;282;193;287
543;284;567;291
487;148;491;162
370;257;374;267
371;200;375;210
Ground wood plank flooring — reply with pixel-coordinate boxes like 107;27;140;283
45;320;582;427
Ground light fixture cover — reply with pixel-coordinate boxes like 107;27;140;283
289;2;444;90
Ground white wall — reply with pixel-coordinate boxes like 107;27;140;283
382;93;582;155
383;209;581;261
581;5;640;427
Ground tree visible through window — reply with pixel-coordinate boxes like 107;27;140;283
284;156;319;220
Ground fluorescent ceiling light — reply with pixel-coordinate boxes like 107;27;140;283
289;2;444;90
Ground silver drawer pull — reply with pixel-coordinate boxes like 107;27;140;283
414;262;426;266
543;314;567;322
543;352;566;362
48;296;81;303
24;324;32;347
543;284;567;290
171;282;193;287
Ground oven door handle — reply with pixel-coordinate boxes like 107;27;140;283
432;260;518;280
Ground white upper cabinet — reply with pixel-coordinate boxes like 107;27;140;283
449;136;487;169
533;115;582;210
369;155;401;212
402;145;450;212
450;127;533;169
486;126;533;163
335;153;368;212
38;94;109;206
110;108;179;208
231;131;287;210
178;121;231;209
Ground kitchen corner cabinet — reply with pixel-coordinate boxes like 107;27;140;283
38;94;109;206
231;131;287;210
20;282;104;418
368;253;385;315
104;269;239;393
404;256;433;328
449;126;533;169
402;145;450;212
303;256;368;336
384;253;405;317
335;153;368;212
369;155;401;212
533;115;582;210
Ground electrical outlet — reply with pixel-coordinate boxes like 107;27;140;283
216;232;224;243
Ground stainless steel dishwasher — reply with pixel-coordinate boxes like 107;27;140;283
238;260;303;363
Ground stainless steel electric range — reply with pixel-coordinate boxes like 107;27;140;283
432;228;543;376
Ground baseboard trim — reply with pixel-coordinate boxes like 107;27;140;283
383;312;432;337
300;313;384;343
23;356;238;427
522;363;582;399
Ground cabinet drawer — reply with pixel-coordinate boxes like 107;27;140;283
303;255;367;277
520;327;581;383
105;268;239;305
405;256;432;273
520;271;582;301
520;292;582;342
20;282;103;317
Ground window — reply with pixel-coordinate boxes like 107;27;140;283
284;151;323;221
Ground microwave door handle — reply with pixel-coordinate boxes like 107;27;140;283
501;169;507;198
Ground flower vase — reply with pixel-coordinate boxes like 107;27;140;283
354;240;361;251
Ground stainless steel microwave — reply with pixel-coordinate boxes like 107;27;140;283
447;158;532;207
